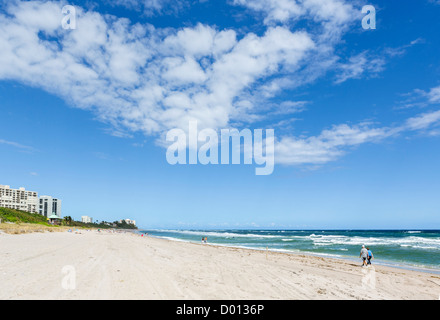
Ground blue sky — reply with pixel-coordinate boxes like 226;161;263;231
1;0;440;229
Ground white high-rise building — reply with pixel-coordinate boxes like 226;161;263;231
81;216;93;223
39;196;62;218
0;185;38;213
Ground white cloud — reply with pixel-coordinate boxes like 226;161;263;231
233;0;304;24
333;37;423;85
233;0;358;28
108;0;188;16
0;139;36;152
275;98;440;166
162;56;207;84
334;51;385;84
0;2;316;138
395;84;440;110
428;86;440;103
405;109;440;131
275;123;395;165
272;101;309;115
1;1;439;169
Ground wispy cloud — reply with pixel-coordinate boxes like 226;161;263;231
275;123;397;166
334;37;423;85
334;51;385;84
395;84;440;110
105;0;188;16
93;152;110;160
0;139;36;152
404;109;440;131
275;85;440;167
427;86;440;103
232;0;359;28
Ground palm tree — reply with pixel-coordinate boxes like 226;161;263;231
63;216;73;226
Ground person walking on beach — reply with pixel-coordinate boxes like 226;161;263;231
367;247;374;265
360;245;369;267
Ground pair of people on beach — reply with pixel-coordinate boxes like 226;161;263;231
201;237;207;244
360;245;374;266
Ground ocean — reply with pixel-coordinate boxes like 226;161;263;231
139;229;440;272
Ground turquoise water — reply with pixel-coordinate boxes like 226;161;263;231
140;229;440;272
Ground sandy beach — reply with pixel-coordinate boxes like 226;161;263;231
1;230;439;300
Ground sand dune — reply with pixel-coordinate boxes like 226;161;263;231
1;230;439;300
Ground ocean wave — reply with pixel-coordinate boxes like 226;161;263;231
295;234;440;250
302;251;343;259
153;236;190;243
146;230;440;251
149;229;283;239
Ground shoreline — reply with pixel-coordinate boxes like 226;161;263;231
140;232;440;276
2;230;440;299
153;234;440;275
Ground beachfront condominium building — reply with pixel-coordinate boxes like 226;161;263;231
119;218;136;226
39;196;62;218
0;185;39;213
81;216;93;223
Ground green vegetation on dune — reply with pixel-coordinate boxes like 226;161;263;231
0;207;137;230
0;207;50;225
63;216;137;230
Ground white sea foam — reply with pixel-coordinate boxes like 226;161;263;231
296;234;440;250
146;230;440;251
150;229;283;239
144;230;440;271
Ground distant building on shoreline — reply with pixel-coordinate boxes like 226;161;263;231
0;185;38;213
119;218;136;226
81;216;93;224
39;196;62;218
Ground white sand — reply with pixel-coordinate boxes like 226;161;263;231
1;230;439;300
